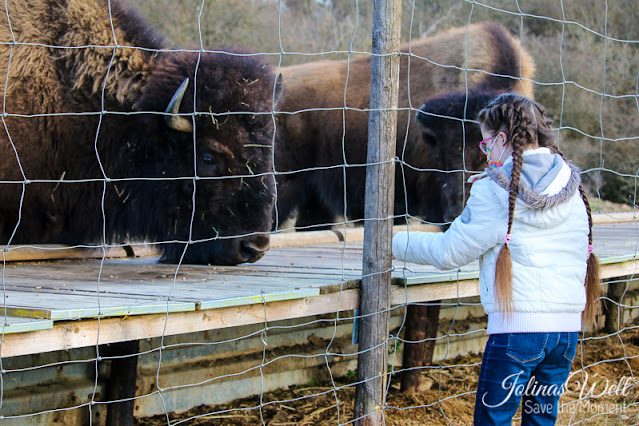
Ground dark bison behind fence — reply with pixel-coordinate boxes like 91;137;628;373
414;90;504;223
274;22;535;230
0;0;281;265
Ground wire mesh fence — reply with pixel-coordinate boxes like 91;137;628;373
0;0;638;425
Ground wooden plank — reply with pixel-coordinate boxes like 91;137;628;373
271;230;342;247
4;276;356;295
1;256;346;286
0;316;53;334
395;268;479;285
0;226;417;265
599;258;639;279
599;253;639;265
0;291;195;320
3;274;332;294
0;289;361;358
2;285;326;324
197;288;320;310
3;252;364;279
391;280;480;304
592;212;637;224
2;271;338;304
394;254;639;287
2;244;129;262
270;223;442;247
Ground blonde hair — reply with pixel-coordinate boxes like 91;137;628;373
477;94;600;327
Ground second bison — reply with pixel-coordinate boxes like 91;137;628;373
274;22;535;229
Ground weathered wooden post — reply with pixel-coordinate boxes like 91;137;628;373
103;340;140;426
604;279;626;334
400;303;441;393
353;0;401;424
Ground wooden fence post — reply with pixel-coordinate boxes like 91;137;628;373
353;0;401;424
604;279;627;334
400;303;441;393
103;340;140;426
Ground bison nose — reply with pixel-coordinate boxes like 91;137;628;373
240;235;270;263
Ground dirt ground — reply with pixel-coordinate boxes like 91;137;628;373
137;328;639;425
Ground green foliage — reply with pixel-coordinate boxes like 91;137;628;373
344;369;357;382
133;0;639;206
308;375;320;387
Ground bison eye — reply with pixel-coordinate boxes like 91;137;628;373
202;153;216;166
200;152;221;174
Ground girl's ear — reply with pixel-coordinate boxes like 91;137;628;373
498;131;509;146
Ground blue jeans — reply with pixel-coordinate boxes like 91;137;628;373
474;332;578;425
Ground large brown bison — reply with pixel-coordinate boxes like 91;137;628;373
414;89;504;223
274;22;535;229
0;0;280;265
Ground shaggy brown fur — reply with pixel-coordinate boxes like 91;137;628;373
274;22;535;229
0;0;280;265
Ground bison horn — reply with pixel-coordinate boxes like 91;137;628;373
165;78;193;133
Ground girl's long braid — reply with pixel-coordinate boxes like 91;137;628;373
551;145;601;327
544;117;600;326
494;101;531;316
578;185;601;326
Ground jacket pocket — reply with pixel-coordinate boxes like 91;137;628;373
506;333;548;364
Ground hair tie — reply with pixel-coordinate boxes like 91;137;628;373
504;234;511;245
588;244;594;255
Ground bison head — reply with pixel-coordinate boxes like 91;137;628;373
414;90;499;223
131;52;281;265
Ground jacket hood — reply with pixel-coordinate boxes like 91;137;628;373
486;147;582;226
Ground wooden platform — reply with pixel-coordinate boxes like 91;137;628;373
0;213;637;358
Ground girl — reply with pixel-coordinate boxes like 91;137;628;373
393;93;600;425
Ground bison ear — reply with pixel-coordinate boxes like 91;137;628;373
165;78;194;133
415;108;427;128
415;110;438;147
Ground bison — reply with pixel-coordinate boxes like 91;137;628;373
274;22;535;229
414;89;503;223
0;0;281;265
